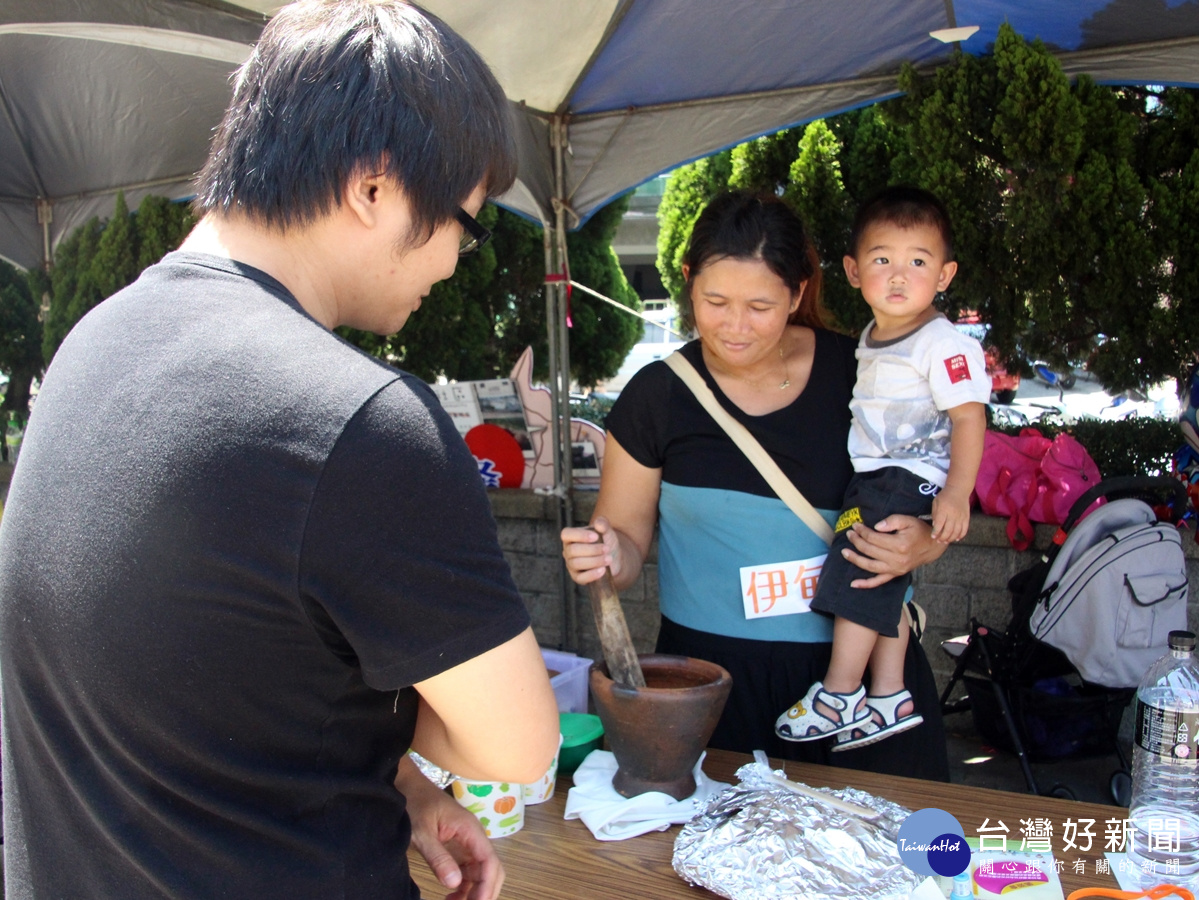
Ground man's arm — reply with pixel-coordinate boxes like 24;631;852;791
411;625;559;785
397;753;506;900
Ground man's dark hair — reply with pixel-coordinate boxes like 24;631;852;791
681;191;828;331
848;186;955;261
194;0;516;245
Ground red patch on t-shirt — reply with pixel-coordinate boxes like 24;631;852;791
944;354;971;384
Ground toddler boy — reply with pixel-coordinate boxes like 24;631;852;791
775;186;988;750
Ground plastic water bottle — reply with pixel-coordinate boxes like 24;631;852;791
1125;630;1199;887
950;871;973;897
4;412;22;466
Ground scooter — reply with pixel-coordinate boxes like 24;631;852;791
1032;363;1076;391
1098;388;1149;420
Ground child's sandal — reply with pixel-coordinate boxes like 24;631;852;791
831;689;923;751
775;681;869;742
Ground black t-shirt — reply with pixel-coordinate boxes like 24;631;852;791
606;333;857;508
603;333;858;642
0;253;530;899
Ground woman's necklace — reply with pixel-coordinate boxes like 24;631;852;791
709;341;791;391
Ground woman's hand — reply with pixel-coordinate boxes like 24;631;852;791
396;754;504;900
560;435;660;591
561;516;623;585
842;513;948;589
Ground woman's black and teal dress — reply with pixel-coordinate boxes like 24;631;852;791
605;333;949;778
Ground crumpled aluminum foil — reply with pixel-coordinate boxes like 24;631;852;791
406;750;454;789
672;756;923;900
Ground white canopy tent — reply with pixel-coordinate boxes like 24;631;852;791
0;0;265;271
3;0;1198;643
6;1;1199;270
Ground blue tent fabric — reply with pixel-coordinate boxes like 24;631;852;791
1;0;1198;268
573;0;1199;117
572;0;949;113
452;0;1199;226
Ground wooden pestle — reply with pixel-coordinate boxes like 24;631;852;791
587;568;646;689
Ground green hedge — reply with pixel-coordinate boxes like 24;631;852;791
574;400;1183;478
568;394;616;428
991;415;1182;478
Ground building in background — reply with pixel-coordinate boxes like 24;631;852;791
612;174;669;303
600;176;684;394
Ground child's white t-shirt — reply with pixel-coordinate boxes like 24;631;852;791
848;313;990;487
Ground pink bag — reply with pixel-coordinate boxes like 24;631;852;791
974;429;1051;550
973;429;1101;550
1040;432;1102;523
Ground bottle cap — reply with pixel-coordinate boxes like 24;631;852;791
951;871;973;897
1168;630;1196;652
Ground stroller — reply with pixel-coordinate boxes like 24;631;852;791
939;475;1190;801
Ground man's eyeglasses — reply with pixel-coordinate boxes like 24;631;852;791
456;208;491;256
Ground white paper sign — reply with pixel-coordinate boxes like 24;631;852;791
431;382;484;434
431;378;533;456
740;554;827;619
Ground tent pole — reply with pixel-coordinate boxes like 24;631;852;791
547;115;577;652
542;224;568;651
543;226;560;490
36;199;52;271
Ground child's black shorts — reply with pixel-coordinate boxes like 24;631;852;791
809;466;939;637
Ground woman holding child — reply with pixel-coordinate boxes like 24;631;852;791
560;189;963;779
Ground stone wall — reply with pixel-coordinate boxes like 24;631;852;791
491;489;1199;698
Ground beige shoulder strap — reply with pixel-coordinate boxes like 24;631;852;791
663;351;834;546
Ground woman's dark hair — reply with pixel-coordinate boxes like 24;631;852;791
848;185;955;260
681;191;826;330
194;0;516;246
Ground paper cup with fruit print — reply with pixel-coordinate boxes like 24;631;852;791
522;733;564;805
450;779;524;838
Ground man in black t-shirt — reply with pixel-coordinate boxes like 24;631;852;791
0;3;559;899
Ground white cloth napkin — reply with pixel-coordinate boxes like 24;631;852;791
563;750;729;841
908;877;947;900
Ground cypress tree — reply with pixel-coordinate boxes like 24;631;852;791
41;194;196;365
656;24;1199;392
564;199;643;388
91;192;138;300
135;195;175;272
42;218;102;363
784;120;861;333
339;199;643;388
0;260;42;420
655;150;734;305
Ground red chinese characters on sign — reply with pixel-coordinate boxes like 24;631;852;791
794;564;819;601
740;555;826;620
745;569;788;615
745;564;821;614
944;353;971;384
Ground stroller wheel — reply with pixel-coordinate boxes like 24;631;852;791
1045;783;1077;800
1110;771;1132;807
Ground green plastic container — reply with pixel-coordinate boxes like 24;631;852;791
558;712;604;775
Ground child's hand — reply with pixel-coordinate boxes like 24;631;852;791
930;488;971;544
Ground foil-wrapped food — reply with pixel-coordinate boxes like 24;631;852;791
406;749;455;789
672;755;923;900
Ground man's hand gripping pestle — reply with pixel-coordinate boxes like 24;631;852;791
587;566;646;689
